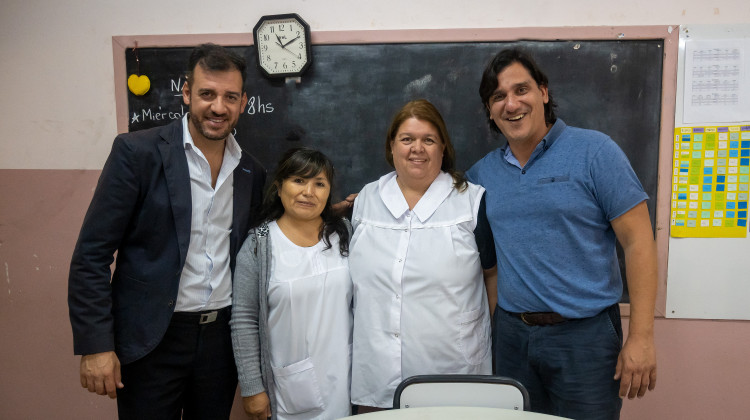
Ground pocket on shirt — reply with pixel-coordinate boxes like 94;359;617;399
458;308;491;365
537;174;570;184
271;357;325;414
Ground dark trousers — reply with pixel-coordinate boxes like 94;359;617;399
493;304;623;420
117;307;237;420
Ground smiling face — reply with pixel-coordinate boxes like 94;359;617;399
391;117;445;187
182;64;247;145
278;171;331;223
487;61;550;148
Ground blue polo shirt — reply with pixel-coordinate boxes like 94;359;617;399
467;119;648;318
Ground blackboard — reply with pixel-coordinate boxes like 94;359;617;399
126;41;662;220
115;28;679;308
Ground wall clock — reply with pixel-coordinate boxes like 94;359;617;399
253;13;312;78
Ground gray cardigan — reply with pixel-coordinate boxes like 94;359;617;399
230;222;277;417
229;220;351;419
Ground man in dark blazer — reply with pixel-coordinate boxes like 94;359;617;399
68;44;265;418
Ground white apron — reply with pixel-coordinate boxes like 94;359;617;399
349;172;492;408
267;221;352;419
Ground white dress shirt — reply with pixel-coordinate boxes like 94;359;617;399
267;221;352;419
175;115;241;312
349;171;492;408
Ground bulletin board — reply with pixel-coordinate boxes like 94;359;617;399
667;24;750;320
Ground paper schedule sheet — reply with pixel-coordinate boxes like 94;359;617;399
683;39;750;124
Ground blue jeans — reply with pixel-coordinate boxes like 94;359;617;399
493;304;623;420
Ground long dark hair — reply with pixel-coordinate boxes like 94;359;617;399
261;147;350;256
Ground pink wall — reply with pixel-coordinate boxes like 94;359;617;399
2;169;749;418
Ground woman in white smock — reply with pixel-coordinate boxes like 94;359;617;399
231;148;352;420
349;100;498;410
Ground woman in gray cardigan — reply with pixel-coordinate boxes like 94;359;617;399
230;147;352;420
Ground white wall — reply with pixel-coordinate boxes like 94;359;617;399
0;0;748;171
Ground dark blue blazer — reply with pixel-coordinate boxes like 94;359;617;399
68;119;265;364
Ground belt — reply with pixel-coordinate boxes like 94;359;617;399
171;306;231;325
510;311;567;326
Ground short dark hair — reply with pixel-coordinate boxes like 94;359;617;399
261;147;350;256
478;48;557;133
186;43;247;86
385;99;467;191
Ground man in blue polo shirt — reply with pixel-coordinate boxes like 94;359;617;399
467;48;657;419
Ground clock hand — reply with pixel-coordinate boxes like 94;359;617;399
278;46;300;59
282;35;300;48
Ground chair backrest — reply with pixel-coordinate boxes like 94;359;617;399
393;374;530;411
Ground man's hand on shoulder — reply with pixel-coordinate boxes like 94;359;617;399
80;351;124;399
332;193;357;217
614;333;657;399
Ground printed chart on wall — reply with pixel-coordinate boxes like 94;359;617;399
671;125;750;237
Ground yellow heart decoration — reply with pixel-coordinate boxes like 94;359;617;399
128;74;151;96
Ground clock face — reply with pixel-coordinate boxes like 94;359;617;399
254;14;311;78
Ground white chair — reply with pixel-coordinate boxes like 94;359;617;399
393;374;530;411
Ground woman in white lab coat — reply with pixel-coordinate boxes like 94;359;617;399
231;147;352;420
349;99;497;411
